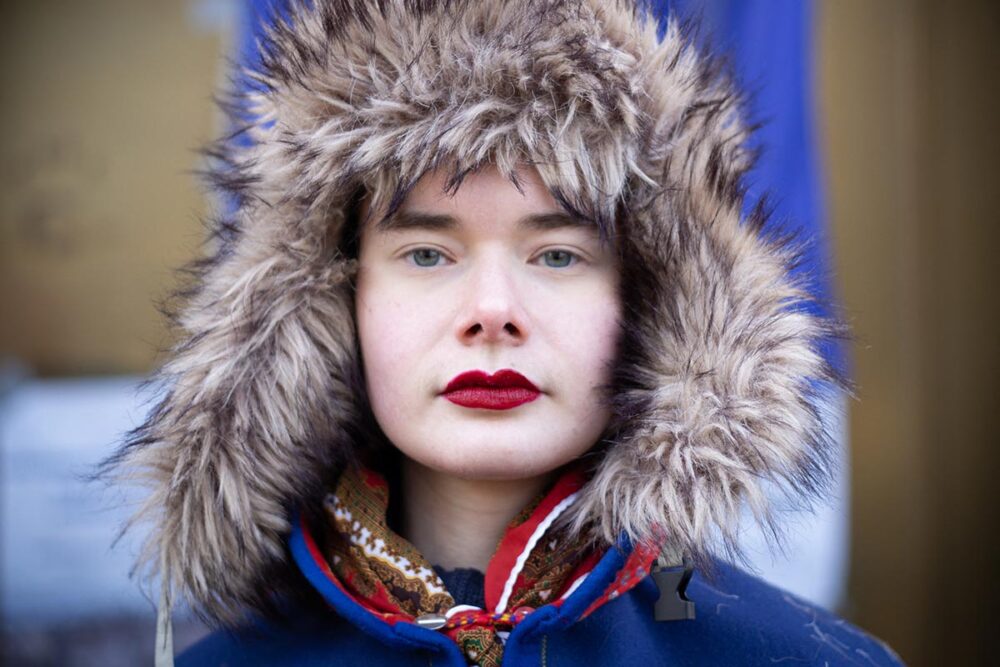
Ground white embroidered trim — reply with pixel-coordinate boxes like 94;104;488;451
557;573;590;602
445;604;483;618
495;492;580;614
327;493;448;596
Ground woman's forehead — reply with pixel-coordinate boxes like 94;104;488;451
359;163;601;239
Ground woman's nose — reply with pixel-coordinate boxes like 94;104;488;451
455;258;530;346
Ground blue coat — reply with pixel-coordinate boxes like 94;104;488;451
179;525;902;666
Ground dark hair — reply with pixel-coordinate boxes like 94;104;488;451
338;186;367;262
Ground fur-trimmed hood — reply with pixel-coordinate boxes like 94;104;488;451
109;0;841;625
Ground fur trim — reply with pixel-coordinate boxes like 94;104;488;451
106;0;843;623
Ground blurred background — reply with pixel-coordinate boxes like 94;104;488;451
1;1;996;665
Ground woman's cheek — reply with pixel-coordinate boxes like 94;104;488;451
360;290;435;408
548;282;620;377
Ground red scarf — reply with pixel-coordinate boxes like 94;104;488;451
304;465;660;666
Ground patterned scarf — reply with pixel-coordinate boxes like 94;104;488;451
319;465;601;667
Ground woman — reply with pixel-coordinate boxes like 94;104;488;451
110;1;901;664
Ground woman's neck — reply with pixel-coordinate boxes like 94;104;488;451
400;457;553;571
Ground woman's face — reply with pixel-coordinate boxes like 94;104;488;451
355;164;621;480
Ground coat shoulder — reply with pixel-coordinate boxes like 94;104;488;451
688;562;903;665
555;561;904;666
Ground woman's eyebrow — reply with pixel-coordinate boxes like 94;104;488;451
376;210;588;233
376;211;456;233
518;212;589;231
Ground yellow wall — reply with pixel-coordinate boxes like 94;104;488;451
0;0;225;374
820;1;999;664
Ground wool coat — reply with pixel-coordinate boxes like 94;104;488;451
106;0;902;664
176;523;902;665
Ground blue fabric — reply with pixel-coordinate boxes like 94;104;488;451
236;0;287;89
177;614;435;667
179;542;902;666
285;512;460;658
669;0;841;373
545;562;902;666
433;566;486;609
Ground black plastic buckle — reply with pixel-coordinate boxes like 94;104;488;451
652;565;696;621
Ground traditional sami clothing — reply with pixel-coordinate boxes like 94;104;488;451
177;465;900;665
106;1;903;664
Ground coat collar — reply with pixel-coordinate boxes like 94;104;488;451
289;496;660;656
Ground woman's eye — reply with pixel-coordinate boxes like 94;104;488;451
539;249;578;268
407;248;445;267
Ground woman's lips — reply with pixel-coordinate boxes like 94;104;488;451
442;369;540;410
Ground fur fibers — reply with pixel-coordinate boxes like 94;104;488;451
107;0;844;624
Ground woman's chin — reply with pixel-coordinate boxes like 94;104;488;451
377;398;608;481
396;424;579;481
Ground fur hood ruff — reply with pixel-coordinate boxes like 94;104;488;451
109;0;842;624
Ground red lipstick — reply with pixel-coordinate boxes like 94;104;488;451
442;369;540;410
